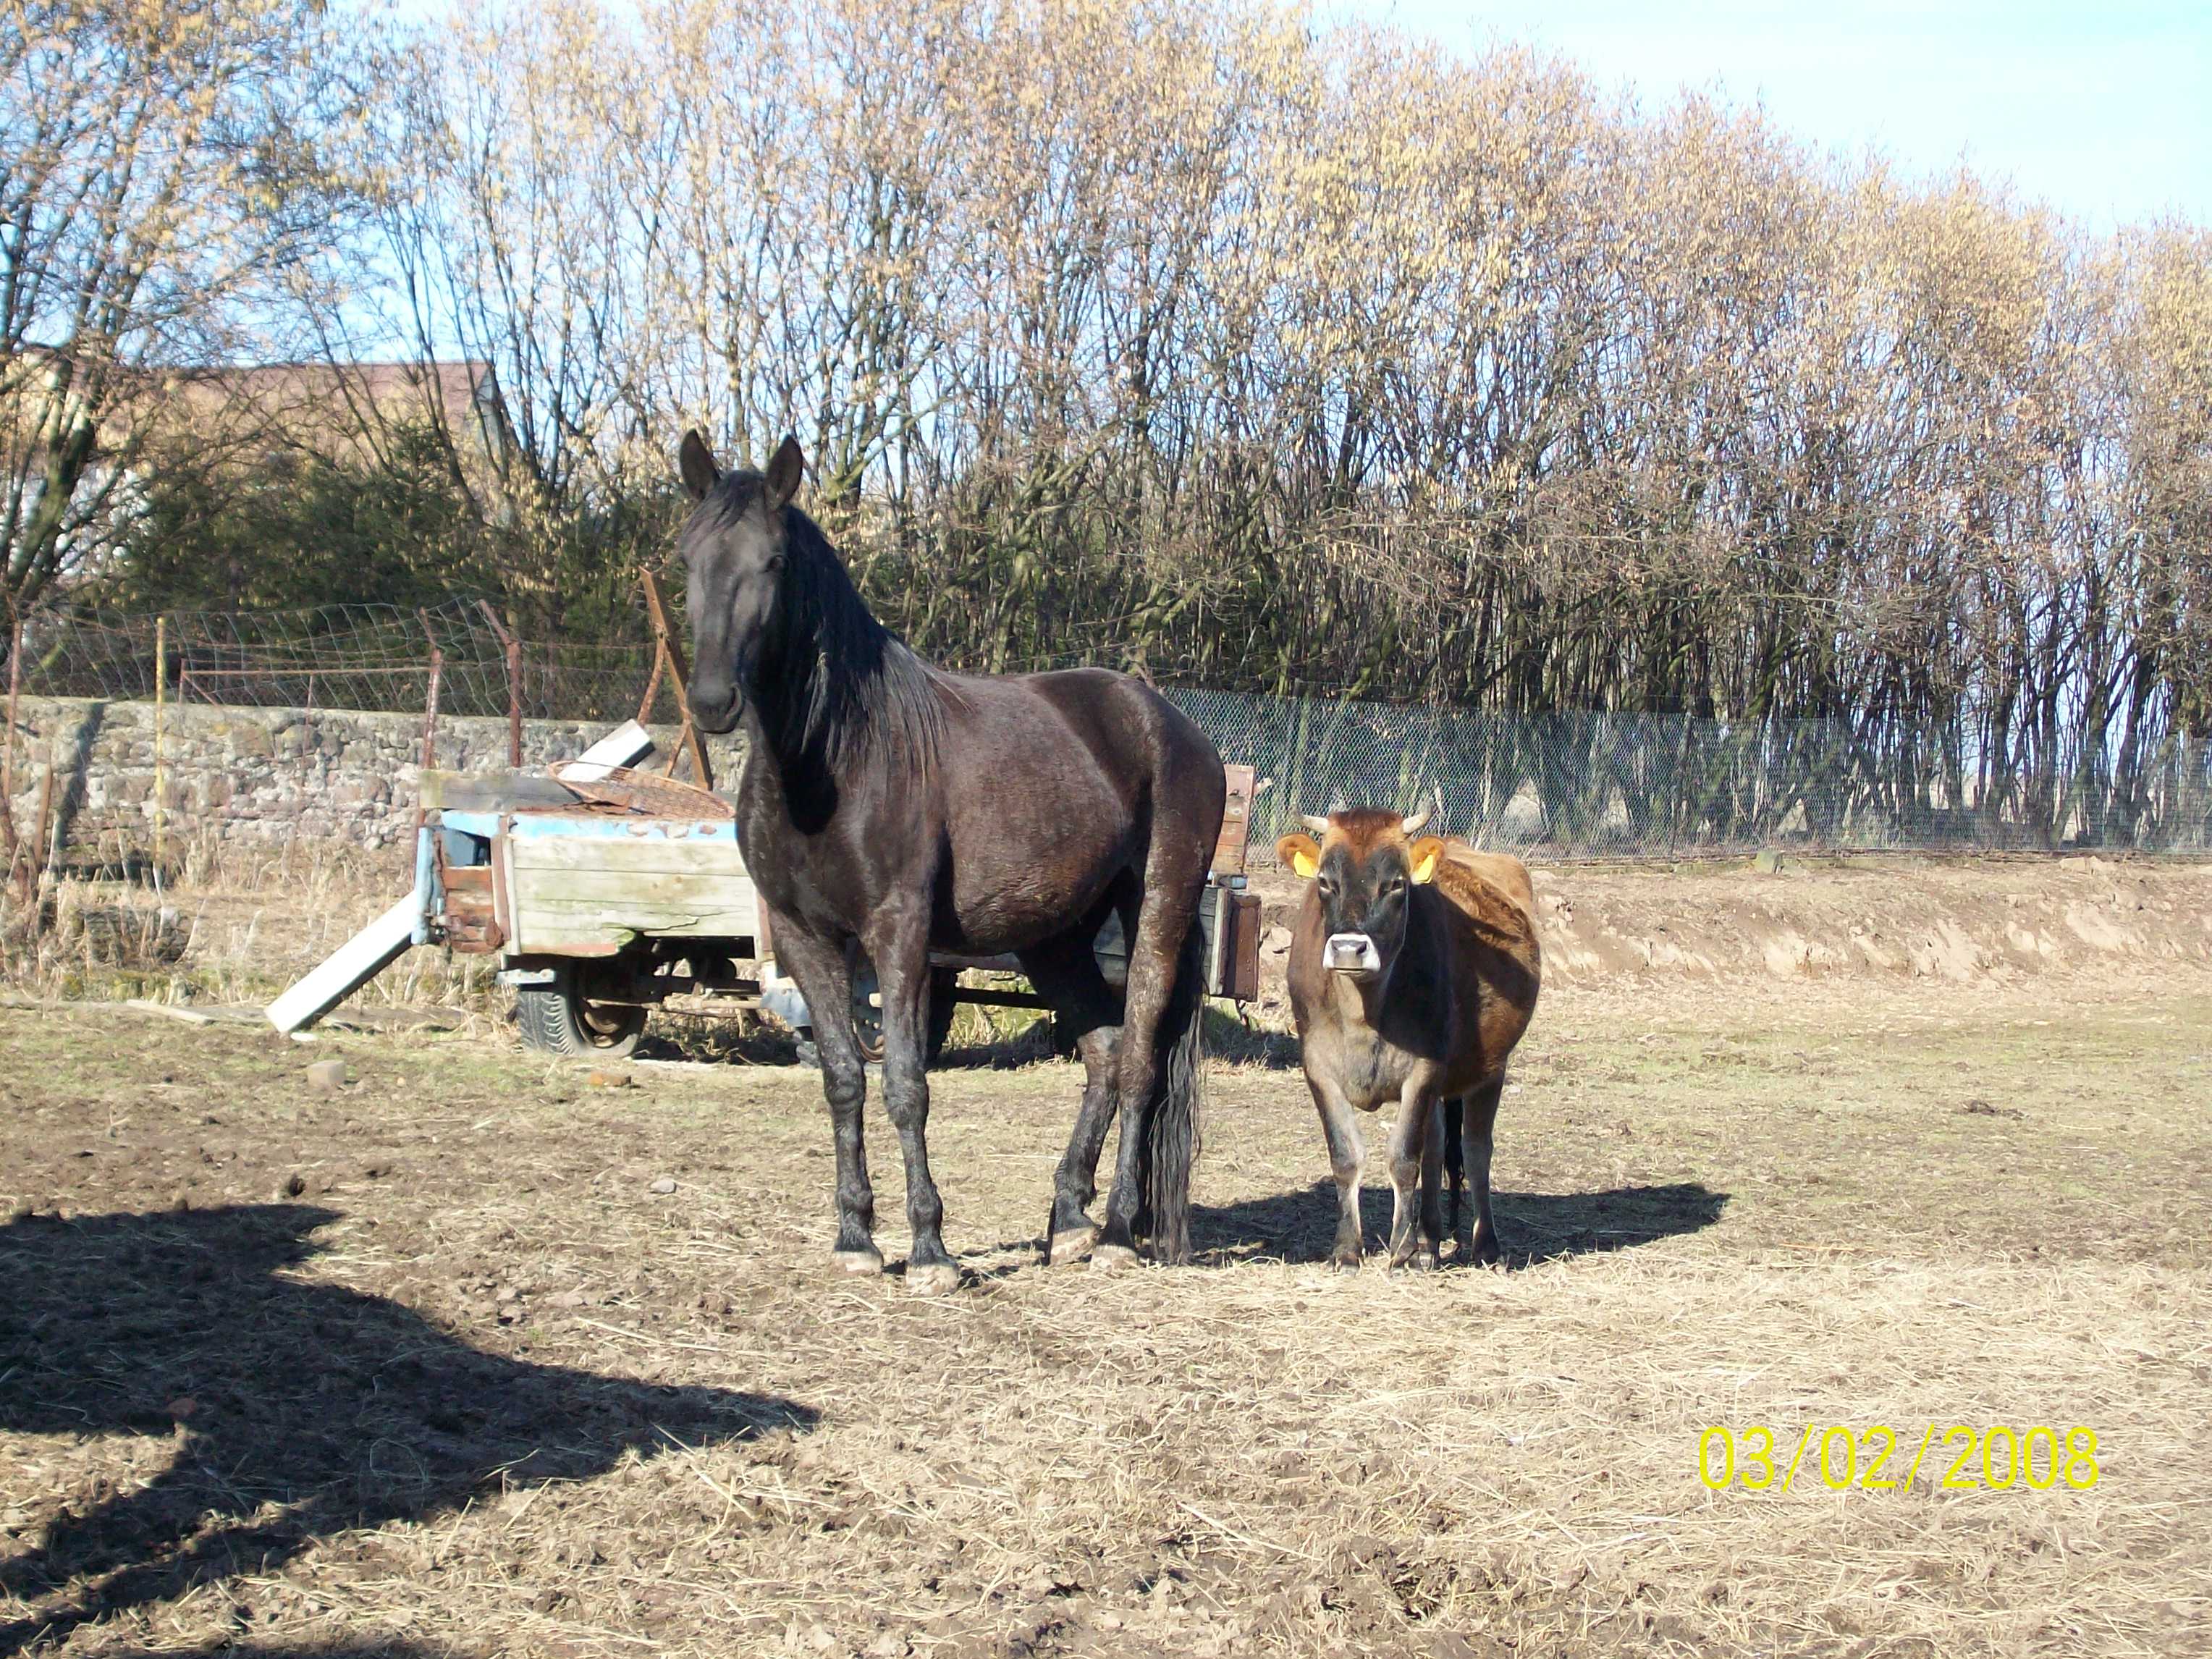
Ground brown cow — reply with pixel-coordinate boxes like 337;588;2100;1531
1274;806;1541;1269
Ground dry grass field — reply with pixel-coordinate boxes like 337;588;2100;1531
1;853;2209;1658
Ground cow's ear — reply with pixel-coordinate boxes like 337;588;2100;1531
1408;837;1445;884
680;429;720;500
1275;834;1321;880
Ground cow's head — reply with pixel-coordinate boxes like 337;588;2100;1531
1275;804;1446;982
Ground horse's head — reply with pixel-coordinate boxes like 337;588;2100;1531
676;429;806;735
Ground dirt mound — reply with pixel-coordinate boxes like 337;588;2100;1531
1246;854;2212;1005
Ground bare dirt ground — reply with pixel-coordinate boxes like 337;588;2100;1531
2;854;2210;1658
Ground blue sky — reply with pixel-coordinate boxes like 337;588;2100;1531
1339;0;2211;231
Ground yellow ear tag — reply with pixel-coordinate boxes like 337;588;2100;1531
1291;847;1319;879
1409;846;1440;884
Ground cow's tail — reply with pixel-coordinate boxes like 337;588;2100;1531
1139;922;1207;1265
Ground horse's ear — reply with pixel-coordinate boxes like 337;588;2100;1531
680;429;721;501
765;434;805;509
1276;834;1321;881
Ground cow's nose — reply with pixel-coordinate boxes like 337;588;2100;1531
1325;932;1381;974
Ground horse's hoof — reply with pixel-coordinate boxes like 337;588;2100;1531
1049;1226;1099;1266
905;1260;961;1296
831;1248;885;1277
1089;1244;1140;1275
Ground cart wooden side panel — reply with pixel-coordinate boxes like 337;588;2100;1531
442;809;759;955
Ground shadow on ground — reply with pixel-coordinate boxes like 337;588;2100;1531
1196;1180;1729;1267
0;1204;814;1655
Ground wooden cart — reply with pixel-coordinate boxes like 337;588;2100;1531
413;762;1263;1060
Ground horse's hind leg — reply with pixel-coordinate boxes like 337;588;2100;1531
868;901;959;1295
1018;924;1126;1265
1460;1074;1505;1267
772;919;879;1275
1095;874;1206;1271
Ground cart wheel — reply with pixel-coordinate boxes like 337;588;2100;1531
846;966;959;1067
515;963;646;1058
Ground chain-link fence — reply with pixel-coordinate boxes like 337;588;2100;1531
9;602;2208;854
1162;686;2212;856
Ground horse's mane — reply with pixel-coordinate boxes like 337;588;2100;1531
755;496;944;782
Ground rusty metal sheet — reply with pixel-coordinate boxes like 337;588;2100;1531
1212;764;1255;877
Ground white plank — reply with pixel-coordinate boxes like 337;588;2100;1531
265;894;420;1034
555;720;657;783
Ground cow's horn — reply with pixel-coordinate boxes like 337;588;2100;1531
1401;802;1432;835
1300;813;1331;834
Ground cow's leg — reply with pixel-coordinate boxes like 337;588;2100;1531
771;919;877;1275
1386;1086;1439;1270
1460;1073;1506;1267
1419;1097;1448;1266
1018;922;1126;1265
1308;1073;1366;1267
1443;1095;1467;1244
866;900;958;1295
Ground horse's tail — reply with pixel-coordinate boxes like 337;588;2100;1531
1139;920;1207;1265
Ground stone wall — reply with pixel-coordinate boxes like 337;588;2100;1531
4;696;731;856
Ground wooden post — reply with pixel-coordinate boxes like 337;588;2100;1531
421;650;443;772
476;599;523;768
0;612;21;872
638;570;712;790
417;608;443;772
153;615;166;881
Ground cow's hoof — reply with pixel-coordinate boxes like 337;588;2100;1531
831;1248;885;1277
1328;1249;1363;1272
904;1260;961;1296
1049;1225;1099;1266
1089;1243;1140;1275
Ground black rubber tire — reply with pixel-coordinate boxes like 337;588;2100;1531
515;964;646;1058
806;968;959;1068
926;967;959;1062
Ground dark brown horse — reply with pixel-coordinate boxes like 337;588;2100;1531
677;432;1225;1292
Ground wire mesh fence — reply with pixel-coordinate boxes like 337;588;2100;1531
1167;687;2212;856
14;600;654;727
9;601;2208;854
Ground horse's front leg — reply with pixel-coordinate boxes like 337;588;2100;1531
772;919;879;1275
868;903;958;1295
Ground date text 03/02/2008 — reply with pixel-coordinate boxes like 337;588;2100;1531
1697;1426;2100;1493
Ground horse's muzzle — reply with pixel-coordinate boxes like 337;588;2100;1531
1324;932;1382;976
689;687;741;735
